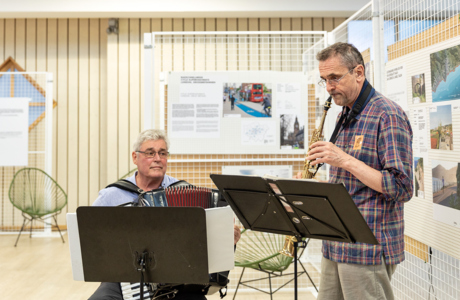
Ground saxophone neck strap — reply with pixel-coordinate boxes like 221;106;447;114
329;80;374;144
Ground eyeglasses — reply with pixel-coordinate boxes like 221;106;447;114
318;66;356;88
136;150;169;159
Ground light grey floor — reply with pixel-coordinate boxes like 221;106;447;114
0;234;317;299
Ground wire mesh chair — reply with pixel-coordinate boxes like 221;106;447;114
233;229;318;300
9;167;68;246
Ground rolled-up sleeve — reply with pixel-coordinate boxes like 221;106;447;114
379;112;413;202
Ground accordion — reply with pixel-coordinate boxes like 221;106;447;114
108;179;225;209
141;184;222;209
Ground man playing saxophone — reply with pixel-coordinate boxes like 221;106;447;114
304;43;413;300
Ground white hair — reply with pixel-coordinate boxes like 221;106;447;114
133;129;169;152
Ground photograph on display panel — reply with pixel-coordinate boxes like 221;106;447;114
280;114;305;150
223;83;272;118
430;44;460;102
432;160;459;211
429;104;453;150
411;73;426;104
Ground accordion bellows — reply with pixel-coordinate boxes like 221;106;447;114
143;185;220;208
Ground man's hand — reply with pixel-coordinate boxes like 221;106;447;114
306;141;353;169
306;141;384;193
234;224;241;245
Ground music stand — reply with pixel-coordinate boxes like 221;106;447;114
76;206;210;299
210;174;378;299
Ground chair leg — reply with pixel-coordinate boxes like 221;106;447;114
268;273;273;300
14;218;28;247
53;215;65;243
29;218;34;238
233;267;245;300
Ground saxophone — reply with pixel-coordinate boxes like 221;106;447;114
301;96;332;179
280;96;332;258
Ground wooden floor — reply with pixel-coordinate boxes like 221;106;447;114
0;234;317;300
1;234;100;299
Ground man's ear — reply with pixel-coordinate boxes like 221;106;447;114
132;151;138;166
356;64;365;82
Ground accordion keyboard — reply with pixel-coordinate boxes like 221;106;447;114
120;282;152;300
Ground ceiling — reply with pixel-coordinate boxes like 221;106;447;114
1;0;371;18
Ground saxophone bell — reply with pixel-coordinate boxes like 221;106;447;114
280;236;297;257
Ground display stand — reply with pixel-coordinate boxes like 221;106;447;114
210;174;378;299
75;207;210;300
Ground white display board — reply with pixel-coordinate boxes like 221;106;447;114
0;98;29;166
385;36;460;248
167;71;308;154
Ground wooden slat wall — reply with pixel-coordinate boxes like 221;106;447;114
0;18;108;227
0;17;346;227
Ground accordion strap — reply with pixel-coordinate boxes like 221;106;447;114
107;179;145;194
106;179;192;194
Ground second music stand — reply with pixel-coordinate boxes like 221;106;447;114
210;174;378;299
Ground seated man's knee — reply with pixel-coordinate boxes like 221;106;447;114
88;282;122;300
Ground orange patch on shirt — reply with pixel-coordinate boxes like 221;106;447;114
353;135;364;150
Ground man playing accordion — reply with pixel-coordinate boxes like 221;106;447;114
89;129;241;300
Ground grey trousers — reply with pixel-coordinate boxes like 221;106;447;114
317;256;397;300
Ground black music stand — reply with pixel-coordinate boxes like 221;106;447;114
76;207;210;299
210;174;378;299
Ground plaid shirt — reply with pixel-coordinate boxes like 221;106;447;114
323;89;413;265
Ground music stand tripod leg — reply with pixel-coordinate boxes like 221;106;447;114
294;243;298;300
293;239;307;300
